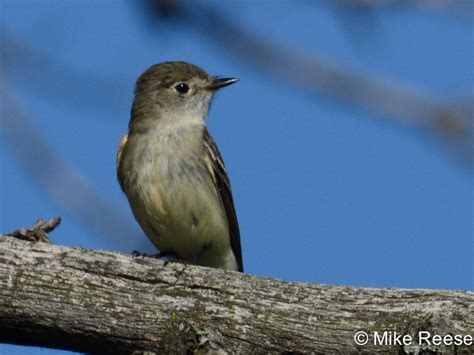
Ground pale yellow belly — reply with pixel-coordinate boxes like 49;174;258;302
120;124;237;270
127;164;233;268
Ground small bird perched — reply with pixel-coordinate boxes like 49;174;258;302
117;61;243;272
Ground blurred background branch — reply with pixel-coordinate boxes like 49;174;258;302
325;0;473;19
138;0;473;169
0;83;137;249
1;29;127;115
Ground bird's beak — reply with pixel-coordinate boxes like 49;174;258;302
206;77;239;91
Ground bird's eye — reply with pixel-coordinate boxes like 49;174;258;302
174;83;190;94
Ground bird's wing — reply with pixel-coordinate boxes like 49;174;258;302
116;133;129;192
203;128;244;272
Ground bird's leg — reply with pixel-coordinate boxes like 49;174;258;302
153;250;177;259
163;254;188;267
131;250;148;257
132;250;176;259
163;244;211;267
192;242;211;265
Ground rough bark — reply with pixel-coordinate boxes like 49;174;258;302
0;236;472;354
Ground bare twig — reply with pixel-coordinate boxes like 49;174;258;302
4;217;61;243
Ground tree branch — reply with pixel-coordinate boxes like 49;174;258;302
0;236;472;354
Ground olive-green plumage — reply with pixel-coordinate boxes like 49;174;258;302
117;61;243;272
136;61;209;92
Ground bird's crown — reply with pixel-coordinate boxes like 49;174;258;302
136;61;210;92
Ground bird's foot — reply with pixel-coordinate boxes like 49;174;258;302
131;250;176;259
131;250;195;268
131;250;148;257
163;255;192;267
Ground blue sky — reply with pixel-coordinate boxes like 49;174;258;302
0;1;472;353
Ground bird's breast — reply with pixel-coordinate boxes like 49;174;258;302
120;124;230;261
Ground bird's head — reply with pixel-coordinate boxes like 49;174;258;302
130;61;237;131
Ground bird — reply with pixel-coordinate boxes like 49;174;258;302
117;61;243;272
